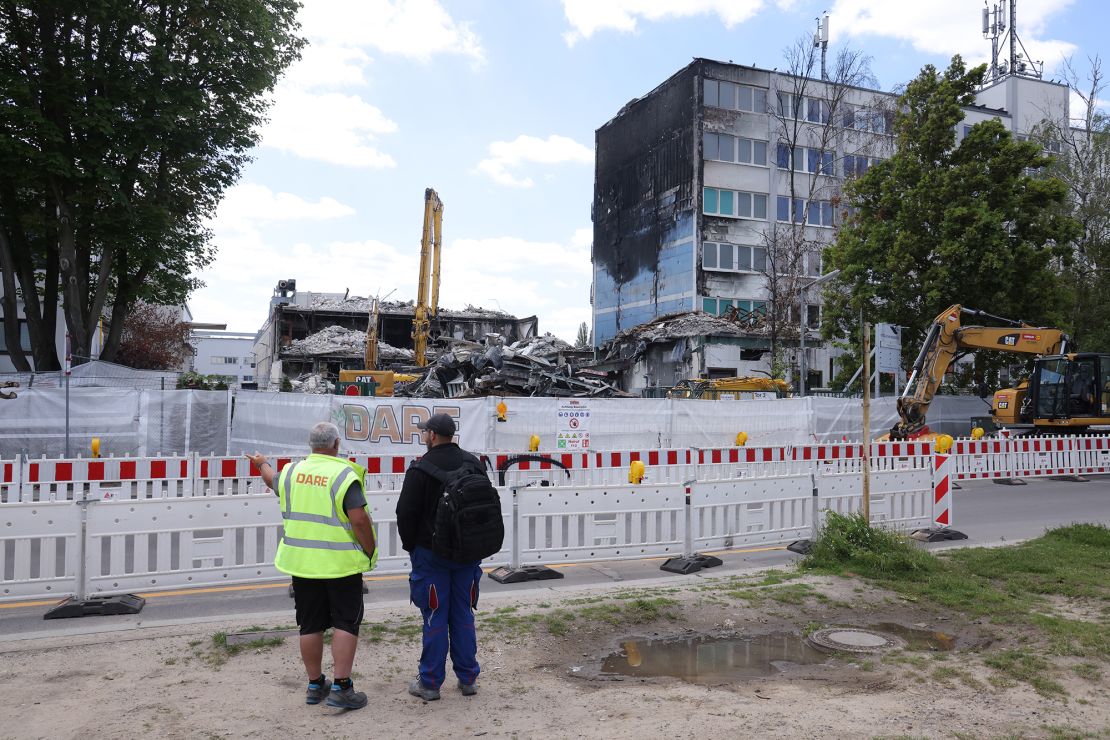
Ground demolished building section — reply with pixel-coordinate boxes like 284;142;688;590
598;310;781;394
253;289;538;390
399;333;630;399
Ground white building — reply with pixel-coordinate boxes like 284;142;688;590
190;329;258;387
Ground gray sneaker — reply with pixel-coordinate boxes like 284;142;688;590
458;680;477;696
305;677;329;705
408;678;441;701
326;683;368;710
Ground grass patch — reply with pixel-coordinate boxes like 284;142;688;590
800;511;938;580
801;518;1110;696
984;650;1066;698
206;631;287;667
1072;663;1102;682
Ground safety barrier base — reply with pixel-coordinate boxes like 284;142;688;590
43;593;145;620
909;527;969;543
660;553;723;575
487;564;564;584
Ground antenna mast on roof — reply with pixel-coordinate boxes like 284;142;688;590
814;12;830;81
982;0;1043;85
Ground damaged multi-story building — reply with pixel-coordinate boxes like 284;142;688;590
252;280;538;390
592;52;1069;394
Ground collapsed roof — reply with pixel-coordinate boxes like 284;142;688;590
306;294;515;320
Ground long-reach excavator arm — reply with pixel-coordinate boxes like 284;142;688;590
412;188;443;368
891;305;1069;440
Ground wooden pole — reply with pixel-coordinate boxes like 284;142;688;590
861;319;871;524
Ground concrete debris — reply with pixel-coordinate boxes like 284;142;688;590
282;325;414;361
509;332;576;360
602;311;751;362
395;343;631;399
290;374;334;394
309;295;514;320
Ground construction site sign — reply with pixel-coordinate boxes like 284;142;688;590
875;323;903;374
556;399;591;450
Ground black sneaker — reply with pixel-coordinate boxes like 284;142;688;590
326;683;368;710
306;676;329;705
408;678;441;701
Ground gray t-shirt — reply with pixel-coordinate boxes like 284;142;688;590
343;481;366;512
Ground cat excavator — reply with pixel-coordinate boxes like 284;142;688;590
890;304;1110;440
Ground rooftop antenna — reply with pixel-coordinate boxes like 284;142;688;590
982;0;1043;85
814;12;830;81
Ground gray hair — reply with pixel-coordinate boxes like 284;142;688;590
309;421;341;451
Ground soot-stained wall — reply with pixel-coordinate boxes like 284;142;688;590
592;63;698;346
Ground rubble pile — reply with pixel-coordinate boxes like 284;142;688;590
309;295;514;320
396;340;631;399
602;311;749;362
508;332;577;360
282;326;414;361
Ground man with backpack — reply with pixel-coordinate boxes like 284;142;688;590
397;413;502;701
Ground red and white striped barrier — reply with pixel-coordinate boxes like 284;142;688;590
1;458;19;504
16;456;192;502
932;453;953;527
1074;436;1110;475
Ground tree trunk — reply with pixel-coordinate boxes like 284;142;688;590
0;229;31;372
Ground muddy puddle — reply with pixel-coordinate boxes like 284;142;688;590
597;633;827;682
589;624;956;684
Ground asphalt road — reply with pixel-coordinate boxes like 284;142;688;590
1;475;1107;643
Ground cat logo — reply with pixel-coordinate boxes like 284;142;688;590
998;334;1018;347
997;400;1009;409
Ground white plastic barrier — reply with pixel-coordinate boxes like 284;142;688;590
1;458;20;504
0;501;80;599
951;439;1014;481
690;475;813;551
83;494;283;594
818;467;934;531
1074;436;1110;476
1010;436;1077;480
514;483;687;564
13;456;193;502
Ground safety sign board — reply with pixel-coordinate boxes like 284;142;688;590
556;399;591;450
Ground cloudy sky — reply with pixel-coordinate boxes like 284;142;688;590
191;0;1100;343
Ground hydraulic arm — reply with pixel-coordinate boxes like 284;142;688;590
412;188;443;368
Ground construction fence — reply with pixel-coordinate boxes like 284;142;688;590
1;387;991;458
15;434;1088;604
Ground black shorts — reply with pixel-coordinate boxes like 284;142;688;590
291;573;365;636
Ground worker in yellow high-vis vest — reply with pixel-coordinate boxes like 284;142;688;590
247;421;377;711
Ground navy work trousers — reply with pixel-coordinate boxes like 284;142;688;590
408;546;482;689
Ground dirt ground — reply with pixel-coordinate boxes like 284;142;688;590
1;571;1106;740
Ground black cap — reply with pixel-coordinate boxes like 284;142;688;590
418;413;456;438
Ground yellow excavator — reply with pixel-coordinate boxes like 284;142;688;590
890;304;1110;439
337;188;442;397
669;376;791;400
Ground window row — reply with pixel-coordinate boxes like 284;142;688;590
702;297;768;318
704;79;768;113
704;241;823;276
703;188;768;220
703;241;767;273
211;356;240;365
842;154;883;177
775;143;834;175
776;196;835;227
705;133;768;165
777;93;831;124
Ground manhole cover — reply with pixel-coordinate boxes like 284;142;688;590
807;628;904;654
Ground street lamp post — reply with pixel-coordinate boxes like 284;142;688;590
798;269;840;397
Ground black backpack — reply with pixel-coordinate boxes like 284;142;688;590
412;456;504;563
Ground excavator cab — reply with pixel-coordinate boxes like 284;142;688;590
1026;353;1110;428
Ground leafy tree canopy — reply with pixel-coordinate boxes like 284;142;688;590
0;0;304;370
823;56;1079;380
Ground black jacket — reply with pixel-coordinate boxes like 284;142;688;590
396;443;479;553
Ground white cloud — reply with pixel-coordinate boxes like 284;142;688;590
297;0;484;63
561;0;767;45
216;184;356;226
263;88;398;168
475;135;594;188
259;0;483;168
830;0;1076;73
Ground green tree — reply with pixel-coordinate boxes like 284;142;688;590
1034;57;1110;352
823;56;1078;385
575;321;590;350
0;1;304;370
